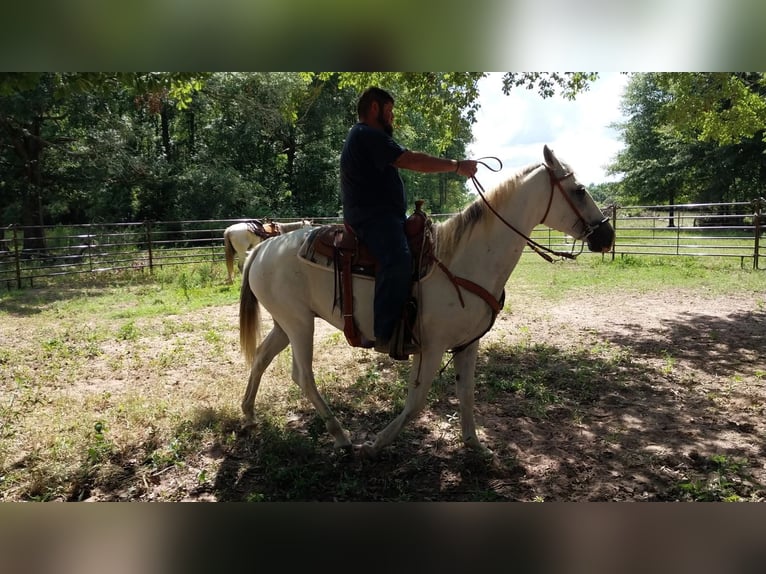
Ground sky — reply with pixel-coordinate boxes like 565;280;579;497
467;72;630;189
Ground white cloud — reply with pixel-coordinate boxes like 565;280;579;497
467;72;629;191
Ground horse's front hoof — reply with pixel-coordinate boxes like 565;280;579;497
465;437;494;458
356;442;378;459
331;443;354;462
334;439;353;450
328;425;352;450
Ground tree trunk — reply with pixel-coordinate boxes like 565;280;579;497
187;108;195;157
161;102;172;160
6;115;48;251
284;127;297;211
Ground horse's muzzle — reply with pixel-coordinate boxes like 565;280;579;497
586;218;615;253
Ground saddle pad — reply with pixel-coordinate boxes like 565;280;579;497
297;224;435;280
245;220;263;235
297;226;377;277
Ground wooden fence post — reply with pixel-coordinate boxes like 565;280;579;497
11;224;22;289
144;221;154;273
754;197;764;270
611;205;618;261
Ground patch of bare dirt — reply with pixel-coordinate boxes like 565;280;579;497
178;288;765;501
3;287;765;501
475;289;766;501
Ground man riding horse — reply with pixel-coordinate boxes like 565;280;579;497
340;87;479;356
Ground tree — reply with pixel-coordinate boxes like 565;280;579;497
653;73;766;145
609;74;690;219
501;72;600;100
1;72;602;231
0;73;206;247
609;73;766;213
184;73;355;218
0;74;70;249
312;72;598;149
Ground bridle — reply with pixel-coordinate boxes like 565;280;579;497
436;157;611;362
471;158;610;262
540;166;611;243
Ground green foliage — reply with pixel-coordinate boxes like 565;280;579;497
1;72;601;227
610;73;766;206
86;420;115;466
314;72;484;151
501;72;600;100
0;72;353;224
673;454;753;502
587;182;620;206
116;321;139;341
655;73;766;145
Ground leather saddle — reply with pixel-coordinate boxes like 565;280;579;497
300;200;433;352
246;219;281;239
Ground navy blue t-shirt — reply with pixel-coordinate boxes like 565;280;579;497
340;123;407;227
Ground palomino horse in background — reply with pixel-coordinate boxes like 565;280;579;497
224;219;312;283
238;146;614;458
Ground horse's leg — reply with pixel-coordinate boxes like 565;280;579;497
361;350;442;457
236;247;246;272
241;324;290;428
288;324;352;449
239;237;258;271
224;232;235;284
452;341;493;456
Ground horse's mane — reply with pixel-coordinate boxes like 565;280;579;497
434;164;538;260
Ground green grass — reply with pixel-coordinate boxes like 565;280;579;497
1;256;764;501
1;260;238;317
0;260;242;500
510;251;764;301
672;454;755;502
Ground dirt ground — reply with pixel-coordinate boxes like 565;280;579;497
475;289;766;501
191;288;765;501
3;287;765;501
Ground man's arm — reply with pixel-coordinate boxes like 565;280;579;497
394;150;477;178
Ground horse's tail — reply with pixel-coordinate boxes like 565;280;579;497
239;250;262;365
223;229;235;280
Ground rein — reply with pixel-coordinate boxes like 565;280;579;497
469;158;578;263
437;156;601;365
428;157;509;358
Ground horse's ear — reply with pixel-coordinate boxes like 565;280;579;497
543;144;555;167
543;145;566;174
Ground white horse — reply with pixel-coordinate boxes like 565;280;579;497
223;219;312;283
239;146;614;458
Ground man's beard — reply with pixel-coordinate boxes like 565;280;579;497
378;110;393;136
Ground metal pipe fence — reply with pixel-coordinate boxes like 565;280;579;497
2;200;764;289
0;217;314;289
434;199;764;269
585;200;762;269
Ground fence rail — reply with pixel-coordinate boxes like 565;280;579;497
0;218;315;289
604;200;763;268
2;200;764;289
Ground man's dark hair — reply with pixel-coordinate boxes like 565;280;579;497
357;87;394;119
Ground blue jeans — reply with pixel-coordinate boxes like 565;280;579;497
352;215;412;341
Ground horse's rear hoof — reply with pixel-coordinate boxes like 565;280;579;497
238;421;257;437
